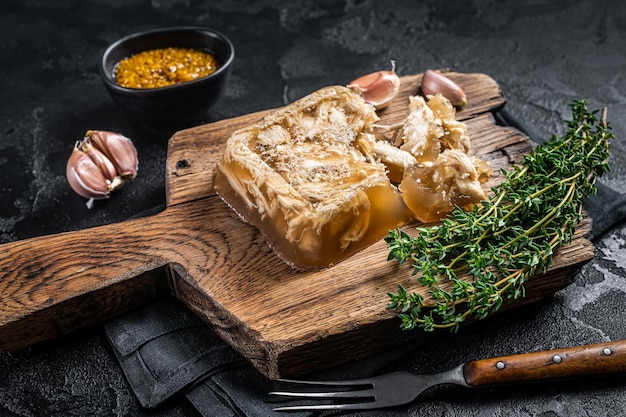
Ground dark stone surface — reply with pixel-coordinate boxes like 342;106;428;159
1;0;625;416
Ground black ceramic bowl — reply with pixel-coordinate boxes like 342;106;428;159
100;27;234;130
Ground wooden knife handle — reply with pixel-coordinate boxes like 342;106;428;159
463;339;626;386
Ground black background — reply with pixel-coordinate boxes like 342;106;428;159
1;1;626;416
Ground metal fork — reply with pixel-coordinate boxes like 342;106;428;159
269;339;626;411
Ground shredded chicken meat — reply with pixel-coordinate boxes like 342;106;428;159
215;86;492;270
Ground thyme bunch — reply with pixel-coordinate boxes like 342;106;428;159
385;100;613;332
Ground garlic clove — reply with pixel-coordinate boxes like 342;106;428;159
78;140;118;182
66;130;139;208
349;61;400;110
87;130;138;179
421;69;467;107
66;147;113;200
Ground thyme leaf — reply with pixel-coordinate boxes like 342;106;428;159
385;100;614;332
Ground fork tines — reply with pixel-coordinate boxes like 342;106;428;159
269;378;377;411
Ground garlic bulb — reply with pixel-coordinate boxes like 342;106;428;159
348;61;400;110
421;69;467;107
66;130;138;208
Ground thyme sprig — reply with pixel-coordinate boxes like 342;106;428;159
385;100;613;332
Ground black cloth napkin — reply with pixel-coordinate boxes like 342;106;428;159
104;297;415;417
104;109;626;416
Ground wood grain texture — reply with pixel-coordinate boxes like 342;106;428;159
0;72;595;378
464;339;626;385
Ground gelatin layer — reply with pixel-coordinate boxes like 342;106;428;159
214;86;412;270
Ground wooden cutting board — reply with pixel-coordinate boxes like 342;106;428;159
0;72;595;378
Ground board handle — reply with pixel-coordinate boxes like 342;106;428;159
0;211;176;351
463;339;626;386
